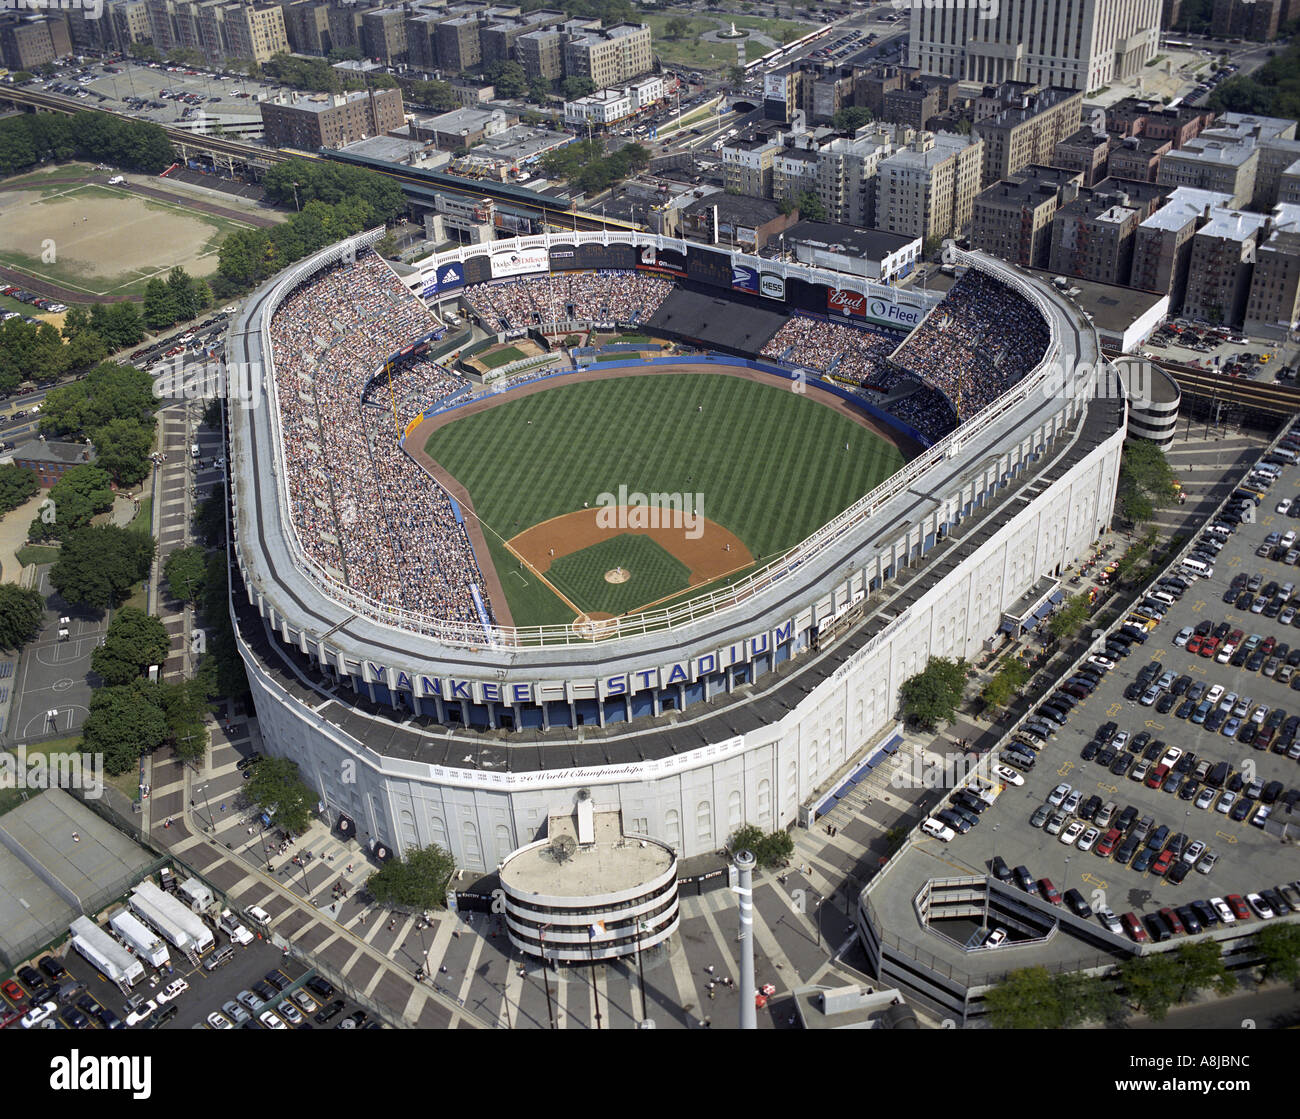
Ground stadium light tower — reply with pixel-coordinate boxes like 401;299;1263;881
734;849;757;1029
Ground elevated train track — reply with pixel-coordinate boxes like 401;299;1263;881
0;86;635;233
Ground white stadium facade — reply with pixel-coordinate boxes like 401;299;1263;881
226;229;1127;874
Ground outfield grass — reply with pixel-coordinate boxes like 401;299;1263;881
478;345;527;369
425;372;906;627
547;534;691;617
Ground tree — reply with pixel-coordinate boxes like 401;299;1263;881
90;418;155;487
0;584;45;650
899;656;967;729
49;525;154;610
39;360;156;437
1118;952;1184;1021
194;493;226;547
984;967;1118;1029
81;682;169;775
164;545;208;603
1047;592;1092;640
980;656;1029;710
366;844;457;910
244;756;317;835
728;824;793;868
1171;941;1234;1003
487;60;528;99
560;75;595;100
142;277;177;332
665;15;692;38
1117;438;1178;525
832;106;873;131
0;463;38;515
1252;923;1300;984
28;463;115;543
157;678;209;761
794;190;826;222
90;606;170;685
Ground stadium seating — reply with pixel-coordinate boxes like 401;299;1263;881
269;252;489;625
460;272;674;329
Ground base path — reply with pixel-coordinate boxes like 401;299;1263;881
404;360;919;626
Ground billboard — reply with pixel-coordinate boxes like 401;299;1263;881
490;246;549;279
732;264;759;294
827;287;866;318
436;261;465;293
463;254;492;285
549;243;577;270
686;245;733;289
637;244;687;277
759;273;785;300
864;296;924;330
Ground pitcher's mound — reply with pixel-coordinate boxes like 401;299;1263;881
604;567;631;584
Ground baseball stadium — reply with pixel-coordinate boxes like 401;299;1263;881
226;227;1126;940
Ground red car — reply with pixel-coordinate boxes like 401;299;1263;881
1199;636;1220;657
1226;894;1251;921
1158;906;1185;934
1261;636;1277;655
1096;827;1122;857
0;1006;21;1029
1186;635;1204;655
0;979;24;1005
1038;878;1062;905
1151;848;1176;876
1146;764;1170;789
1121;912;1149;942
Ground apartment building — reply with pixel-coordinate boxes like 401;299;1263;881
1183;208;1270;326
970;165;1083;269
1245;203;1300;339
1130;187;1234;312
564;23;652;88
1212;0;1284;40
908;0;1161;92
1108;135;1171;183
481;8;564;67
1157;138;1260;209
971;85;1085;188
723;134;783;199
876;131;984;245
1048;186;1147;285
361;6;408;65
1253;138;1300;210
1052;127;1112;188
259;87;404;150
283;0;333;55
0;13;71;70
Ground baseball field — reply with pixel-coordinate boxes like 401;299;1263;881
417;366;907;629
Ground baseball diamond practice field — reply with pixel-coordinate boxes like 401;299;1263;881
412;364;909;629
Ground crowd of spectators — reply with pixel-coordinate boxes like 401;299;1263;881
461;271;674;329
890;269;1049;422
269;251;491;628
760;315;898;386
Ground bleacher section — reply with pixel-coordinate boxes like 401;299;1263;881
460;272;673;330
269;253;489;626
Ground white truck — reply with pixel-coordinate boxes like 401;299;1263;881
218;909;254;946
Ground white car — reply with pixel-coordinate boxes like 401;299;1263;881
1174;626;1193;646
276;999;304;1026
1097;906;1123;934
1077;826;1101;852
920;817;956;842
992;764;1024;787
1047;782;1072;807
1205;684;1225;706
20;1001;58;1029
245;904;272;925
124;999;157;1027
983;927;1008;948
1251;704;1269;725
1277;499;1292;514
1059;820;1085;846
1211;897;1236;924
1182;839;1207;865
1088;655;1116;671
1247;892;1275;919
206;1011;232;1030
259;1010;288;1030
1159;746;1183;768
1061;790;1082;814
157;978;188;1004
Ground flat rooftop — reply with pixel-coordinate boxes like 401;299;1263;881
498;809;673;898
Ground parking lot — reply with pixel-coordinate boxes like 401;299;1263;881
4;915;385;1030
924;435;1300;947
1145;319;1298;384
